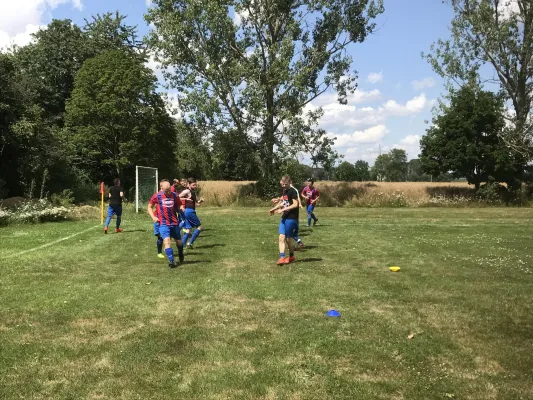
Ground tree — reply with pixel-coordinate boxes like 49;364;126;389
335;161;358;181
371;154;389;182
425;0;533;158
65;50;176;187
386;148;408;182
175;121;214;180
353;160;370;181
211;129;261;180
420;86;522;189
146;0;384;179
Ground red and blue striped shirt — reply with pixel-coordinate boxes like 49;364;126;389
149;191;180;226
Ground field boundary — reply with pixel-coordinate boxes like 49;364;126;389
2;225;100;259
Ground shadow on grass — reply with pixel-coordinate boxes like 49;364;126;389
182;260;212;265
195;244;226;249
295;257;323;263
301;245;319;250
123;229;149;233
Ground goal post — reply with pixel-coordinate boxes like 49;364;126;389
135;166;158;213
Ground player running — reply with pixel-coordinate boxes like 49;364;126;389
179;178;205;250
153;181;165;259
104;178;124;234
269;175;299;265
270;178;305;250
302;179;320;227
147;179;185;268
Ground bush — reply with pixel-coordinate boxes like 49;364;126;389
51;189;75;207
344;190;408;208
3;199;70;224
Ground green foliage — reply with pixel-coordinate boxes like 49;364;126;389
354;160;371;181
424;0;533;158
211;129;260;181
65;50;177;189
146;0;384;178
371;149;407;182
335;161;358;181
420;86;523;189
175;121;213;179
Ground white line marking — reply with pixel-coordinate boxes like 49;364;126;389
3;225;100;259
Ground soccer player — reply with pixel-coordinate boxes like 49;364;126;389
179;178;204;249
154;181;165;259
270;179;304;249
104;178;124;234
302;179;320;227
269;175;299;265
147;180;185;268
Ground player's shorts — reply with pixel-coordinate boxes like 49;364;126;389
306;204;315;214
184;209;201;229
179;210;186;223
107;205;122;217
279;219;298;239
153;221;160;236
159;225;181;241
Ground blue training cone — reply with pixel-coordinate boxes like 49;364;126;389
326;309;341;317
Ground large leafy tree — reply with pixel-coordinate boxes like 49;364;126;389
65;50;176;187
420;86;522;189
425;0;533;157
146;0;384;179
353;159;370;181
335;161;358;181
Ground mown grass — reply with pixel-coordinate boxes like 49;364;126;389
1;207;532;399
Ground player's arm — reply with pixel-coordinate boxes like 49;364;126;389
147;197;158;222
269;201;284;215
311;191;320;204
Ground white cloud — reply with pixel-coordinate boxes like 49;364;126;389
380;93;429;116
0;0;82;49
367;71;383;84
233;9;249;25
411;77;436;91
146;0;152;6
400;134;421;146
332;125;389;147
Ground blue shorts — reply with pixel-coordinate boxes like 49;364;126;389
306;204;315;214
159;225;181;241
107;205;122;217
279;219;298;239
179;210;186;223
184;209;201;229
153;222;160;236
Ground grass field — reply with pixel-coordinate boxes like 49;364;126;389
1;207;533;399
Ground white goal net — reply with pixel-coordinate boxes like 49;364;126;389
135;166;158;213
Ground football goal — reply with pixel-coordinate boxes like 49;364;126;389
135;166;158;213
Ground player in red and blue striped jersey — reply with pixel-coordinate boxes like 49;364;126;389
147;180;185;268
302;179;320;227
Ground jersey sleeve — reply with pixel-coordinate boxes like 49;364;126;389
315;189;320;197
288;188;298;205
149;194;158;205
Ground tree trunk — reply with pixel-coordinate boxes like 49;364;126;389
262;88;275;180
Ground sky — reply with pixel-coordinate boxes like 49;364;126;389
0;0;457;164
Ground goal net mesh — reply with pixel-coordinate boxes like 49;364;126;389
136;166;158;212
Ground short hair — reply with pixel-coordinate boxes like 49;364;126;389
113;178;120;186
173;178;179;183
188;177;197;184
309;178;315;184
160;179;170;183
281;175;291;183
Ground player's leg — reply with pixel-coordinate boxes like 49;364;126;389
154;222;164;258
286;220;298;263
171;227;185;264
310;204;318;225
104;205;115;233
188;212;202;247
159;225;176;267
294;222;304;250
115;205;123;232
277;220;289;265
306;204;313;227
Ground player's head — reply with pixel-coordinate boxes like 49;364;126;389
180;178;187;187
280;175;291;189
308;178;315;187
160;179;171;193
173;178;179;186
188;177;197;190
113;178;120;186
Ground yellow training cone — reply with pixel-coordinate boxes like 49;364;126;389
389;266;400;272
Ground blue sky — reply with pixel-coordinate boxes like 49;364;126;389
0;0;456;164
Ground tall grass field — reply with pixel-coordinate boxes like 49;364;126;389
1;207;532;399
